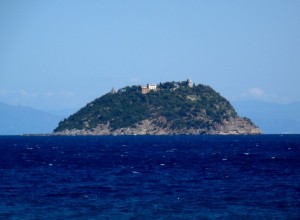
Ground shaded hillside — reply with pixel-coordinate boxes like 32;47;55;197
54;81;260;135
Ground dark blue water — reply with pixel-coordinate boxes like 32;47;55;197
0;135;299;219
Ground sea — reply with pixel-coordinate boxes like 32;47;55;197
0;135;299;220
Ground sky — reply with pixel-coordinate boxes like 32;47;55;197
0;0;299;111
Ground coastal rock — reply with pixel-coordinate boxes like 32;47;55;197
54;117;261;135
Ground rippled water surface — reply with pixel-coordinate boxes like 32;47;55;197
0;135;299;219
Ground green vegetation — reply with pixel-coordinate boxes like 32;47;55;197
54;81;238;132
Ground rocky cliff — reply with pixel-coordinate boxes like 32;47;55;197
53;80;261;135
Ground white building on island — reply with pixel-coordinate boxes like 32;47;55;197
147;83;157;90
141;83;157;94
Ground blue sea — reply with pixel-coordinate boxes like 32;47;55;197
0;135;299;219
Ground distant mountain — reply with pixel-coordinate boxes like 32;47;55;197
54;80;261;135
0;101;63;135
232;101;300;134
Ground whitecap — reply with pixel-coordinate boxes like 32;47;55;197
243;153;250;155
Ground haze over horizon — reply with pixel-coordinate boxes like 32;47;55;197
1;1;300;111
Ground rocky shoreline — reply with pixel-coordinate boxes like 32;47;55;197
53;117;261;136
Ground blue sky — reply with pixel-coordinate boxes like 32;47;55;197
0;0;299;110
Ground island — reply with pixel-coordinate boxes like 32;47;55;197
53;79;261;135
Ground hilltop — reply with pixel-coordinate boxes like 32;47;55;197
53;80;261;135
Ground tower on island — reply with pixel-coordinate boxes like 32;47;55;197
187;79;193;88
110;87;116;94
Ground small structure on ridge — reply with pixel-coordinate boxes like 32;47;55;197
110;87;116;94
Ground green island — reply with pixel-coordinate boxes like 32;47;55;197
54;80;261;135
